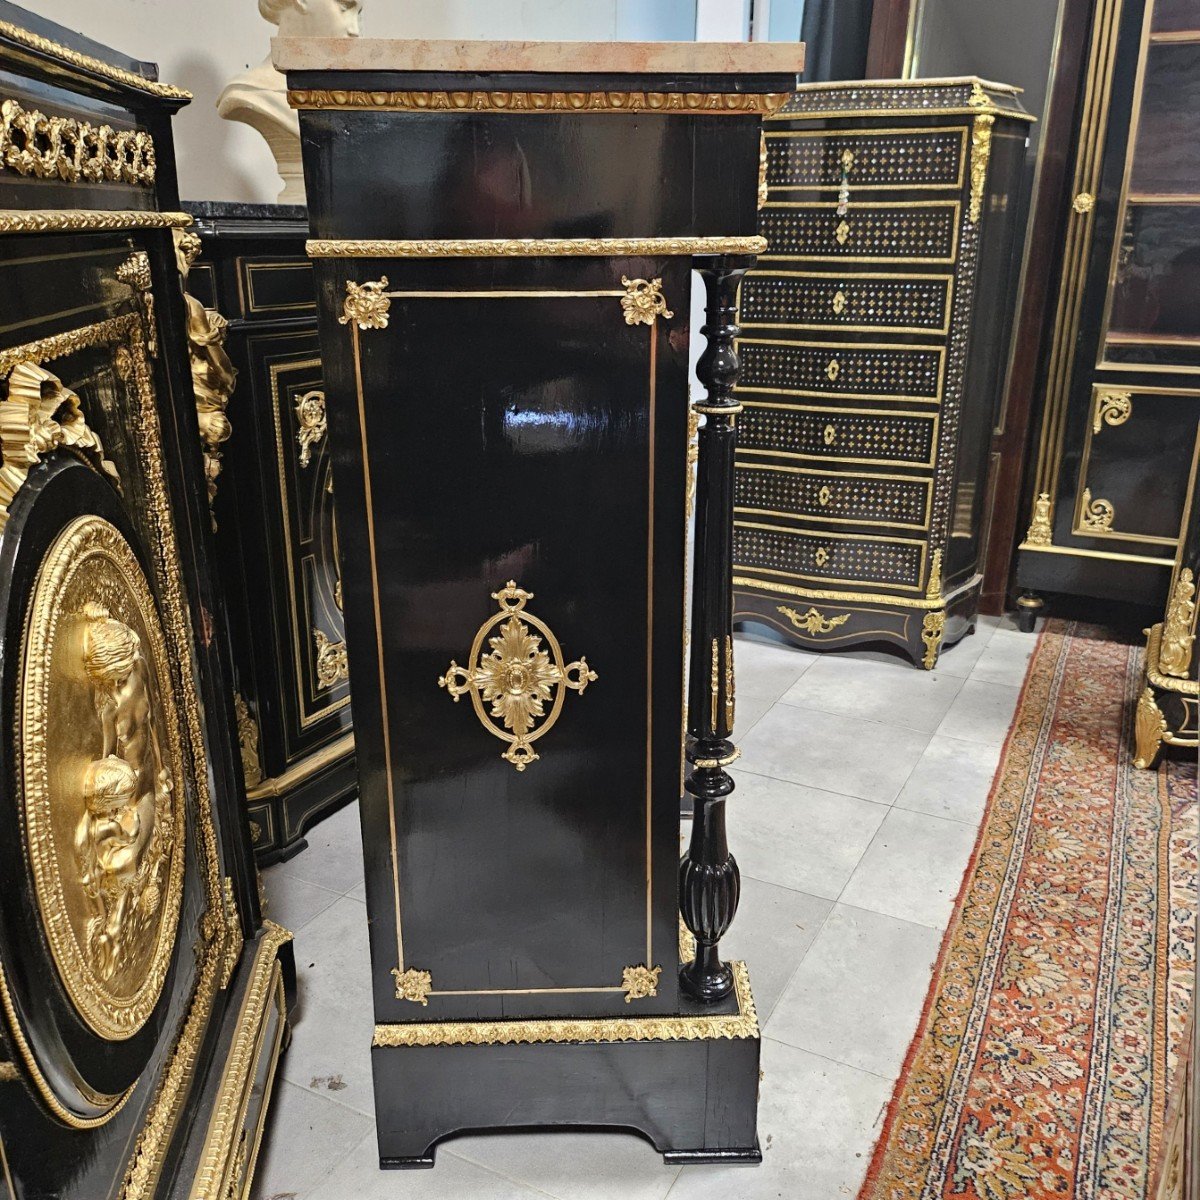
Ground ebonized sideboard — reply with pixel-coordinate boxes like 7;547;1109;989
183;201;355;865
0;6;293;1197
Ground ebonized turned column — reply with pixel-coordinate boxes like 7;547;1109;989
681;257;752;1003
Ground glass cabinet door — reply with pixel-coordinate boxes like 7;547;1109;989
1102;0;1200;361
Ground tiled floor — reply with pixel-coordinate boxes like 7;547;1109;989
251;614;1035;1200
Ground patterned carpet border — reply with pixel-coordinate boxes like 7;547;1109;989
858;620;1197;1200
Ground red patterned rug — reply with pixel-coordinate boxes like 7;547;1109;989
859;620;1197;1200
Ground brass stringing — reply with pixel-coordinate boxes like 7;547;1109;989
1025;492;1053;546
295;389;327;467
969;113;994;223
1080;487;1115;532
620;276;673;326
289;88;790;115
314;630;349;689
921;609;946;670
439;581;597;771
1093;388;1132;434
725;635;735;728
710;638;719;729
621;964;661;1003
0;97;156;186
392;967;433;1005
777;605;851;635
176;233;236;522
339;278;391;330
1160;568;1196;678
0;359;119;530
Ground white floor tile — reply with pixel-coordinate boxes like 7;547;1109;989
250;1080;371;1200
308;1132;551;1200
839;808;977;930
779;654;966;733
936;679;1023;747
893;735;1002;826
664;1039;891;1200
722;877;833;1021
968;628;1038;688
276;800;365;896
929;616;1000;679
281;896;376;1117
740;705;931;805
259;869;340;936
450;1131;678;1200
732;771;888;900
765;904;942;1080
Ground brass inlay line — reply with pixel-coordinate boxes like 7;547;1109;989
0;209;192;234
290;88;789;114
352;321;406;972
350;286;662;994
0;19;191;99
245;733;355;801
0;1134;12;1200
733;572;975;609
373;961;758;1047
309;236;767;259
1018;542;1174;565
1029;0;1124;525
646;332;656;966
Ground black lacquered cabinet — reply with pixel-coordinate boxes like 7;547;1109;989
183;202;355;864
1135;424;1200;769
1018;0;1200;617
733;79;1031;667
277;35;803;1169
0;6;292;1197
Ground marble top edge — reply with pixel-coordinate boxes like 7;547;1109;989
273;38;804;78
791;75;1022;95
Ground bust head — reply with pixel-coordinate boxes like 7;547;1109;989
259;0;362;38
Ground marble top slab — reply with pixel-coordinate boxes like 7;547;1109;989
273;38;804;78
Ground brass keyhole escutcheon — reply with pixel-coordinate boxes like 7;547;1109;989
818;485;832;507
823;424;837;446
826;359;840;382
815;546;829;567
835;220;850;245
832;290;847;315
840;148;855;172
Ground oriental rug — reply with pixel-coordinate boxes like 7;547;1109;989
859;620;1197;1200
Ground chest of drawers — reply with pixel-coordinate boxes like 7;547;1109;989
734;79;1030;667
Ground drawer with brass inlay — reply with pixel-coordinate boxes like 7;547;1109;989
734;461;932;530
739;337;944;403
734;520;926;591
739;271;953;335
739;402;939;468
765;126;967;192
760;201;960;263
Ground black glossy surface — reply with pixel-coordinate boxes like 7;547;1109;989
0;15;286;1197
190;213;355;864
294;58;780;1160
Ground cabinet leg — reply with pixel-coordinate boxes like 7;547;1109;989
1015;590;1043;634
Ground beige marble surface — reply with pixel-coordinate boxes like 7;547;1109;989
273;38;804;77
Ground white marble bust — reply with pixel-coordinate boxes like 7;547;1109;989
217;0;363;202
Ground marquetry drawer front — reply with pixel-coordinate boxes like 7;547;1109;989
765;127;966;192
740;339;943;403
739;273;953;335
735;463;931;530
760;202;960;263
735;522;925;590
237;256;317;318
740;404;938;468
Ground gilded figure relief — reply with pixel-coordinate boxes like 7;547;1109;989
21;515;185;1039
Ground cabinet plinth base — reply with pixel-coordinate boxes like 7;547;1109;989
370;964;761;1168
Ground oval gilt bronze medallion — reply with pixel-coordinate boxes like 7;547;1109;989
20;514;186;1041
